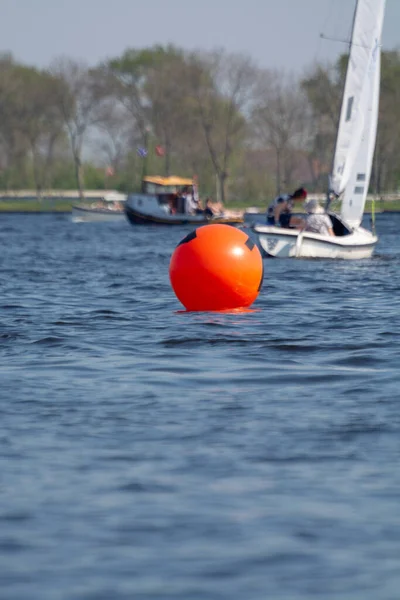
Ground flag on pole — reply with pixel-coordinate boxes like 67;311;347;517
137;147;148;158
155;145;165;157
105;166;115;177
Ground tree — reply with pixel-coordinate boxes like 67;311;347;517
374;51;400;192
17;69;65;195
0;55;30;189
51;58;107;199
301;62;343;190
187;49;256;204
144;47;197;176
253;69;311;194
106;48;156;148
302;52;400;193
95;103;135;175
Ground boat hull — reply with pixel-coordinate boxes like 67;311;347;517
72;205;125;223
252;224;377;259
124;203;243;226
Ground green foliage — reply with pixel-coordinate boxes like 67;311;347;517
301;50;400;193
48;160;76;189
83;164;107;189
0;199;73;212
3;45;400;204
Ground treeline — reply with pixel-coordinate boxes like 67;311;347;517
1;46;400;205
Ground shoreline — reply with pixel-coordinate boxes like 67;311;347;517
1;209;400;215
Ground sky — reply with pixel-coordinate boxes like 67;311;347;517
1;0;399;74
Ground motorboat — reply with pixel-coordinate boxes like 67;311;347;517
72;191;127;222
124;176;243;226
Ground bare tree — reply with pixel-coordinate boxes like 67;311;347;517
50;58;107;199
93;103;135;175
252;69;311;194
145;51;196;176
301;62;342;189
373;51;400;192
106;49;152;150
19;72;66;195
0;55;29;189
188;49;256;204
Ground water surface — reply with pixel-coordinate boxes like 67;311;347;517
1;213;399;599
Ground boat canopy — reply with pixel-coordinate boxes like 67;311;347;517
143;176;193;187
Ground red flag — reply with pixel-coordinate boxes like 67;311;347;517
105;166;115;177
155;145;165;157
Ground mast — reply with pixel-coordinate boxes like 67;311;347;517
326;0;359;211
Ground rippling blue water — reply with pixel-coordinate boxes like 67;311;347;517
1;212;400;599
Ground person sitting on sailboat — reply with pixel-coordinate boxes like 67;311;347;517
303;199;335;237
266;187;307;228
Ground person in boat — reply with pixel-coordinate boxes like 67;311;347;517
194;198;204;214
266;187;307;228
168;195;177;214
181;186;190;213
172;189;187;214
183;186;201;214
203;197;224;218
110;201;123;211
303;199;335;236
204;197;215;218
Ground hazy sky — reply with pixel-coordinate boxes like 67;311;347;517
1;0;399;73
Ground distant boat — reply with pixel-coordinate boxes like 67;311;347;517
252;0;384;259
124;176;244;226
72;191;127;222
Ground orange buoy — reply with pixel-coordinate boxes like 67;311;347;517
169;224;264;311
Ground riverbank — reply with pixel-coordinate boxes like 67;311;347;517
0;190;120;213
0;201;74;212
0;192;400;213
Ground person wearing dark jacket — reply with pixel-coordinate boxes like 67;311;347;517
266;187;307;228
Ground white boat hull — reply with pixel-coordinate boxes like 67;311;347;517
253;224;377;259
71;205;126;223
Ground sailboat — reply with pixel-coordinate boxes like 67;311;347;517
252;0;385;259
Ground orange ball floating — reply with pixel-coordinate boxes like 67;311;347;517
169;224;264;311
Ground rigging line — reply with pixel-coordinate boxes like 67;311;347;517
312;0;336;65
317;0;347;60
320;33;376;51
320;33;351;45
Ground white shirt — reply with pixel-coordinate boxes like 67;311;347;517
305;213;333;236
185;194;198;214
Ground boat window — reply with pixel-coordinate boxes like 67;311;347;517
345;96;354;122
143;182;156;194
157;194;171;205
143;182;179;194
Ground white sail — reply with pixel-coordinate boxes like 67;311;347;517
340;40;381;227
330;0;386;200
